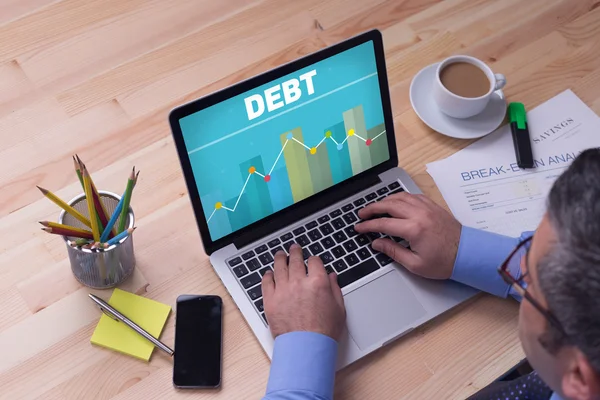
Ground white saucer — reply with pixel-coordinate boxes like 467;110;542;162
409;62;507;139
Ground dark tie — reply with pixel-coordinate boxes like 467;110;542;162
467;371;553;400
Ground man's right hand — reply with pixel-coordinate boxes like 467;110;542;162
262;244;346;341
355;192;461;280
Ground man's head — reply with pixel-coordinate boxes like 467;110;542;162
518;148;600;400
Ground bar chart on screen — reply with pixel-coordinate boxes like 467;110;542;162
204;104;388;237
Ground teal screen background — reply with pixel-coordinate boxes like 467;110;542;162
179;41;389;241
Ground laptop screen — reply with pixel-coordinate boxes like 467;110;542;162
179;40;390;241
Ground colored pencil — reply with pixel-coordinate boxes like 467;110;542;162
105;227;135;247
100;194;124;242
117;168;135;233
39;221;93;236
82;168;101;241
100;169;139;242
76;156;111;233
75;156;107;234
70;238;92;247
73;156;84;188
37;186;92;228
42;227;94;240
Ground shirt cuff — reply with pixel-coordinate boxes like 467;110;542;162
266;331;338;399
451;226;521;298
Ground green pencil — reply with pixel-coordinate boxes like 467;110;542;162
117;167;135;233
74;156;84;188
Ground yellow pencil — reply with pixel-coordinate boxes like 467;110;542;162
37;186;91;228
39;221;93;236
82;168;101;241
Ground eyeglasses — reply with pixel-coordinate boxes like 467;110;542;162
497;236;568;337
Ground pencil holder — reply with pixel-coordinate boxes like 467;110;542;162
58;191;135;289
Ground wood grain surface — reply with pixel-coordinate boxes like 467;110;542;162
2;0;600;398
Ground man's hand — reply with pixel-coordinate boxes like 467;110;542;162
355;192;461;280
262;244;346;341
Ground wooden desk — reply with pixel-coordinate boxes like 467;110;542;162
1;0;599;398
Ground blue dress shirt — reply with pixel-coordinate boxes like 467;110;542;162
262;226;562;400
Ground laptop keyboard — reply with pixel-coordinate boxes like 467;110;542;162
226;180;408;325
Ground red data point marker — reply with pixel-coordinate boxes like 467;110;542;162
264;175;271;182
365;139;372;146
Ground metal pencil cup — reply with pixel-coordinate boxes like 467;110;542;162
58;191;135;289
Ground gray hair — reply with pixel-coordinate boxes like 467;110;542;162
538;148;600;373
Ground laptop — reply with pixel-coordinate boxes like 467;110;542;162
169;30;477;369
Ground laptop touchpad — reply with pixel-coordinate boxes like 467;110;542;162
344;270;427;350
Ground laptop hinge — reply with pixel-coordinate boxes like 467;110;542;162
233;173;382;249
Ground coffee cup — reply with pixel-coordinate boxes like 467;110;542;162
433;55;506;119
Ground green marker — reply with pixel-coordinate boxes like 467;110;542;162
508;102;534;169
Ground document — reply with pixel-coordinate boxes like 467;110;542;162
426;90;600;237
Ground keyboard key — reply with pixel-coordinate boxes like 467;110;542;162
317;215;330;224
353;198;366;206
259;252;274;265
305;221;318;230
392;236;404;242
355;235;370;247
267;238;281;248
365;192;378;201
309;242;324;255
388;181;401;190
246;258;261;271
329;209;342;218
255;298;264;313
377;187;389;196
342;203;354;212
337;258;379;288
271;246;284;255
344;253;359;266
357;248;371;260
242;250;255;260
367;231;381;240
247;285;262;300
333;231;348;243
344;225;358;237
331;245;346;258
261;313;268;324
258;266;272;276
228;257;242;267
308;229;322;241
325;265;334;275
332;260;348;273
390;188;404;195
280;232;293;242
343;240;358;252
255;244;268;254
376;253;393;266
343;213;358;224
292;226;306;235
283;241;295;252
233;265;249;278
302;248;311;260
319;223;334;236
240;272;261;289
331;217;345;230
320;251;334;264
321;236;336;249
296;234;310;246
354;206;363;217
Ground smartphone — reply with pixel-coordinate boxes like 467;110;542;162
173;295;223;388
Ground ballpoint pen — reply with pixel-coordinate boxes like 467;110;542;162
88;293;174;356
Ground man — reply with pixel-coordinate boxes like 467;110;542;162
261;148;600;400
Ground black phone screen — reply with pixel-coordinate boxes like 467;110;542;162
173;295;222;388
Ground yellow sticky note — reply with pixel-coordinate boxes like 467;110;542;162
90;289;171;361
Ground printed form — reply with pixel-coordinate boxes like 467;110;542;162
427;90;600;237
